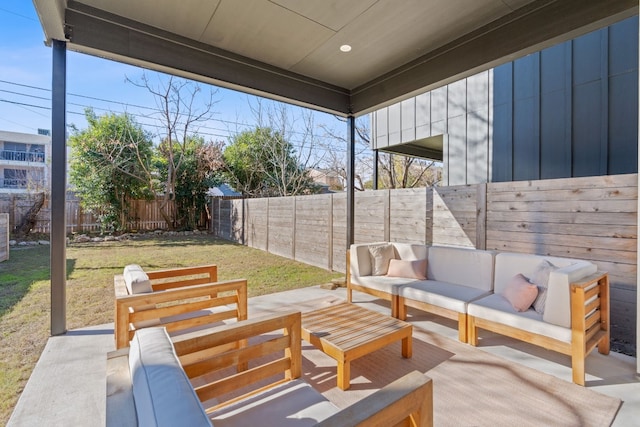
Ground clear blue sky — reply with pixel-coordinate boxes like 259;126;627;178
0;1;348;152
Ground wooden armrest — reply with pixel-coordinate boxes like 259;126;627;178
147;264;218;291
114;279;248;349
317;371;433;427
171;311;302;405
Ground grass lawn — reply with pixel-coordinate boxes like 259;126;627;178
0;235;342;425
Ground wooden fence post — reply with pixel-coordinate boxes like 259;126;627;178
476;183;487;250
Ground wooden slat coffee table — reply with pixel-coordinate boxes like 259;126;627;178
301;302;412;390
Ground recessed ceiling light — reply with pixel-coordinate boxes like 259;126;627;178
340;44;352;53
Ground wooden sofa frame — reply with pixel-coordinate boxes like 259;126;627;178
347;249;469;342
107;311;434;427
468;272;610;386
346;250;402;318
114;264;247;349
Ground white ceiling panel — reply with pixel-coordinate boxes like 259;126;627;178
199;0;335;69
270;0;379;31
292;0;520;88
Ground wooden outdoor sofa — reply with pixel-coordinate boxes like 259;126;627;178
106;311;434;426
348;243;610;385
113;264;247;349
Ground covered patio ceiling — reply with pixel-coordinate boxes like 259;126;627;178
34;0;637;116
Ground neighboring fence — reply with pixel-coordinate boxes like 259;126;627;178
211;173;638;345
0;194;179;234
0;213;8;262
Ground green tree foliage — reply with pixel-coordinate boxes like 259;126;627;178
156;136;224;229
223;127;320;197
69;109;155;232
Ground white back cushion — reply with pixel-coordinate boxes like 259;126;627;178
392;243;428;261
494;253;573;294
129;328;212;427
427;246;494;291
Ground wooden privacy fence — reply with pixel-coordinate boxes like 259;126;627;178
0;194;176;234
211;173;637;344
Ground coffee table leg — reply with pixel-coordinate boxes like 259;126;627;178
337;359;350;390
402;335;412;358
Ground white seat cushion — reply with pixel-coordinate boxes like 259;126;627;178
209;379;339;427
399;280;491;313
352;275;422;295
129;328;212;427
468;294;571;343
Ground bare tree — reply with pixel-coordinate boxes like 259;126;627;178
321;115;441;190
128;73;219;228
230;99;322;197
318;116;371;191
377;153;441;189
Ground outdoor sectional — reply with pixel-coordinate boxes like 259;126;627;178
347;242;610;385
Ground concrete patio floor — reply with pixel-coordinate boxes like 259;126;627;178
8;286;640;426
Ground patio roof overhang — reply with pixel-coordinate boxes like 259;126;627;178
34;0;637;117
32;0;639;375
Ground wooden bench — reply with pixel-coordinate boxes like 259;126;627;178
114;264;247;349
107;311;434;426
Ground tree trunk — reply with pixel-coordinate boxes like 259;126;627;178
15;193;45;238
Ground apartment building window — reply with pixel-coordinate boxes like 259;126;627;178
3;168;28;188
1;142;45;162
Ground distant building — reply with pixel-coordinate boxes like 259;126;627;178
207;183;242;198
0;130;51;193
308;168;343;192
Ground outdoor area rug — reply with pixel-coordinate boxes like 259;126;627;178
299;316;621;427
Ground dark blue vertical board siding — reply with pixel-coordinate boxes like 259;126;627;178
541;90;571;178
609;72;638;174
573;81;603;177
492;63;513;182
608;16;638;175
514;54;538;99
540;43;571;179
573;30;604;85
513;97;540;180
512;54;540;180
609;16;638;75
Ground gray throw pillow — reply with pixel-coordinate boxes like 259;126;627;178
531;260;557;314
368;244;396;276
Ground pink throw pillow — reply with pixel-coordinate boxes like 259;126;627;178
386;259;427;280
502;273;538;312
